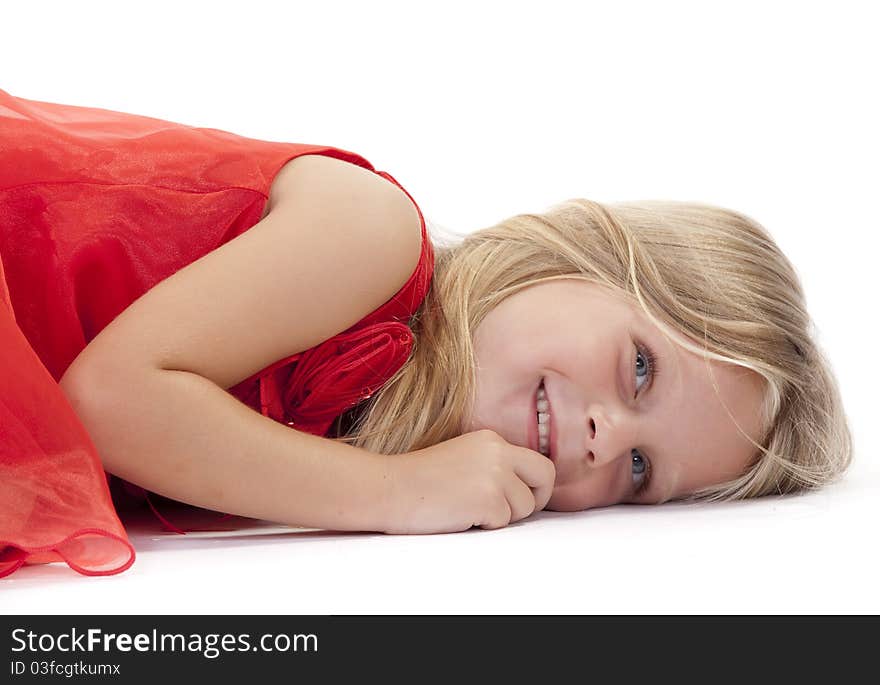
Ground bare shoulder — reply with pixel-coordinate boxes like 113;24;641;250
265;153;418;219
264;152;424;302
61;152;424;393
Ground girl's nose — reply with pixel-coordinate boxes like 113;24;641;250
586;408;636;467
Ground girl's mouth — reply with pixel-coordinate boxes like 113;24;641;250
536;379;552;460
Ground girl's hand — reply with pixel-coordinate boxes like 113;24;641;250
380;429;556;534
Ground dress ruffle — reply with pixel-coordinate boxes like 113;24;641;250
0;88;433;576
0;256;135;578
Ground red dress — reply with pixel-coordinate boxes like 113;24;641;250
0;89;434;579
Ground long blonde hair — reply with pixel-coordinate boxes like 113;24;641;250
328;199;853;503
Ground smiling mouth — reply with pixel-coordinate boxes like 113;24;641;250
537;379;552;459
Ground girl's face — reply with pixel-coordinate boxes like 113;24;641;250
462;278;766;510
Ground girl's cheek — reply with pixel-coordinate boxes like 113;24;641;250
548;484;588;512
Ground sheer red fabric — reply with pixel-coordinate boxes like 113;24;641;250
0;89;433;578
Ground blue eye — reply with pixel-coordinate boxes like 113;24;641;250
632;449;651;494
634;345;657;395
636;351;648;391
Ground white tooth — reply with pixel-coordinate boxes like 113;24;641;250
535;381;551;456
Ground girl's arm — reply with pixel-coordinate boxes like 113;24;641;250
59;154;422;530
64;363;395;531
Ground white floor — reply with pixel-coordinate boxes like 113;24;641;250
3;458;877;614
2;0;877;618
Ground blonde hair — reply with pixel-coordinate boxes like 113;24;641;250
328;200;853;503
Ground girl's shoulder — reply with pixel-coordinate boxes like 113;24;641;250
264;153;418;221
62;153;422;394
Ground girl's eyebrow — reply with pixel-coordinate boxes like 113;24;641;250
647;464;680;504
630;455;677;504
654;335;687;504
640;332;680;505
656;468;681;504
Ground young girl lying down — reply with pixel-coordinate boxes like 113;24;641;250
0;89;852;577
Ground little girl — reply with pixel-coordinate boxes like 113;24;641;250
0;89;852;579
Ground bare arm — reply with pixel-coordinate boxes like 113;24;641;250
58;154;422;531
61;366;393;531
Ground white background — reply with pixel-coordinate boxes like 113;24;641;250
1;0;877;613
